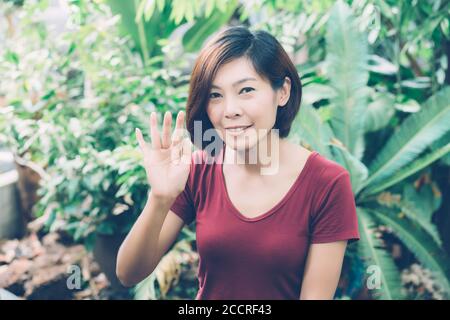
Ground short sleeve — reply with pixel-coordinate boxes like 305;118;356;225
310;171;360;244
170;181;195;225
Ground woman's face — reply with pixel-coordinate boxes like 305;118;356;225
206;57;291;152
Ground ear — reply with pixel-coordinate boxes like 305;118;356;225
278;77;291;107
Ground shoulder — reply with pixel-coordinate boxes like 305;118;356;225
311;151;350;188
302;152;355;220
286;143;349;188
307;152;352;212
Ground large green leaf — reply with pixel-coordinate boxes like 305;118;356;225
326;0;369;159
290;104;334;159
360;142;450;198
357;207;406;299
430;130;450;166
367;54;398;75
369;206;450;295
400;184;442;246
363;86;450;189
328;143;368;195
363;92;396;133
182;0;238;53
370;187;442;247
107;0;177;62
301;83;337;105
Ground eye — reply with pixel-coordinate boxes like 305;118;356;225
240;87;255;94
209;92;222;99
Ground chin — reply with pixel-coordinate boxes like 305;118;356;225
224;136;260;152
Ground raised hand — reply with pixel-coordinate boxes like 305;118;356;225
135;110;192;200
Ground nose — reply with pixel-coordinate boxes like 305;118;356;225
224;96;242;119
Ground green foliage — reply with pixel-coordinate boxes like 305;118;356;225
0;0;190;247
289;0;450;299
357;207;406;299
371;206;450;294
108;0;239;63
326;0;369;159
2;0;450;300
361;87;450;194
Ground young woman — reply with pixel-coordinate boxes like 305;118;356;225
116;26;360;300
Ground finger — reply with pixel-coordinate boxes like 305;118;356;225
171;111;185;146
175;110;185;131
135;128;148;154
150;112;161;149
161;111;172;149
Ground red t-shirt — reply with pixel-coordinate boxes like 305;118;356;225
170;148;360;300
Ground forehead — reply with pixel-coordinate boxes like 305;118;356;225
212;57;265;87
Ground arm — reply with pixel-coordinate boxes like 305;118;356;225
116;110;192;287
116;193;185;287
299;240;347;300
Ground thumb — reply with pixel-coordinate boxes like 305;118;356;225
135;128;148;154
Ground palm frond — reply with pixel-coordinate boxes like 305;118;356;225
182;0;238;52
363;92;396;133
363;87;450;189
357;207;406;299
326;0;369;159
371;190;442;247
369;206;450;295
360;142;450;198
301;83;337;105
327;143;369;195
430;130;450;166
290;104;335;159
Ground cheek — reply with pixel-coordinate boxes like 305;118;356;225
206;104;222;126
250;95;279;125
206;92;278;128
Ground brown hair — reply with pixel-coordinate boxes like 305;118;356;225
186;26;302;150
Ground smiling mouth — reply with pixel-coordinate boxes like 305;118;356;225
225;124;253;133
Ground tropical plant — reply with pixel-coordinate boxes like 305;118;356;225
291;0;450;299
0;0;190;249
2;0;449;300
106;0;239;65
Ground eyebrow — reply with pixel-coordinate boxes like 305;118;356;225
211;77;257;89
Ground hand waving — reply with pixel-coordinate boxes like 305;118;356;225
135;111;192;200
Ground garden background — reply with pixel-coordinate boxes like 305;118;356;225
0;0;450;300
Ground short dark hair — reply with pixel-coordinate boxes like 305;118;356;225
186;26;302;150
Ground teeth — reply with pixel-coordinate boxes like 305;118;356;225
226;125;251;132
228;127;246;132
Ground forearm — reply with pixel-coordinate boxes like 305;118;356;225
116;191;175;286
299;284;337;300
299;241;347;300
